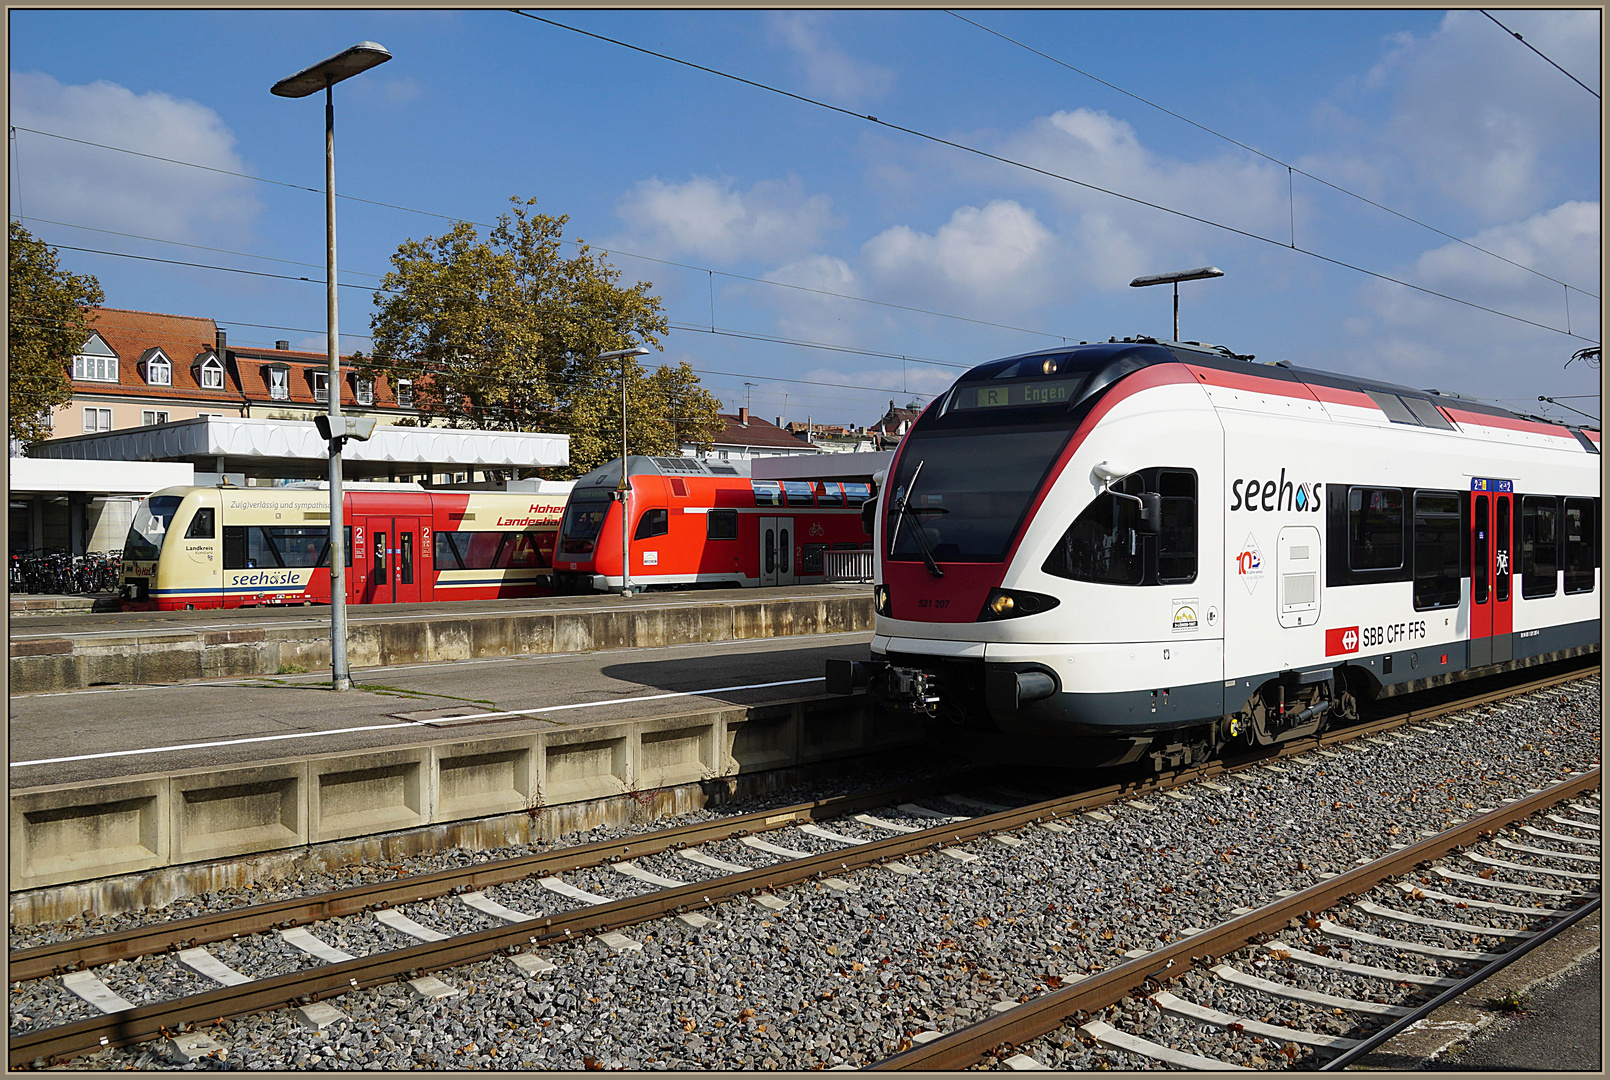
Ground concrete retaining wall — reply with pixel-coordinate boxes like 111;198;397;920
9;594;875;693
9;693;915;900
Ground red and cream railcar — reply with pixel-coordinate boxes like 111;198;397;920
552;456;873;592
119;483;570;610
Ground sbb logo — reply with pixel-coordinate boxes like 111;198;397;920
1326;626;1360;656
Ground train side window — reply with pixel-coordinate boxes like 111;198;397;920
1156;469;1196;584
751;481;783;508
1521;495;1560;598
814;482;846;507
223;526;247;569
435;532;466;570
1563;498;1595;593
707;509;738;540
1042;482;1144;585
843;482;872;504
185;507;216;539
802;543;827;574
247;526;285;569
1348;487;1403;570
1411;491;1461;609
782;481;816;508
634;508;669;540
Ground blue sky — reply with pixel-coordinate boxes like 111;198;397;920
9;9;1601;429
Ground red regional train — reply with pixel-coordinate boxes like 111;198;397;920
552;456;874;592
119;483;570;610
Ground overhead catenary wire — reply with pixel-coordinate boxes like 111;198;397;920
511;10;1600;343
946;10;1599;298
1480;10;1600;99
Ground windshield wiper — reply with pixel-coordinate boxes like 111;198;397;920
888;460;945;579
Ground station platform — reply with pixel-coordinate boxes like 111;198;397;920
7;583;873;694
8;630;919;907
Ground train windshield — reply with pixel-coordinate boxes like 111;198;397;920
560;488;613;552
123;495;184;561
886;426;1072;563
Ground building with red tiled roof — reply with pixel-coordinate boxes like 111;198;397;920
46;307;417;440
679;408;825;463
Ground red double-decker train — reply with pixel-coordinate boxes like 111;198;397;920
552;456;874;592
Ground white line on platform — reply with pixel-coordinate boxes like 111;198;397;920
10;676;826;767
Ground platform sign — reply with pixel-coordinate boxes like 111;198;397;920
1470;477;1513;493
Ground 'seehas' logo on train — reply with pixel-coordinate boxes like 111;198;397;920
1229;469;1322;513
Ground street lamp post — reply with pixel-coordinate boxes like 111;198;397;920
1129;266;1224;341
597;346;651;596
273;41;392;691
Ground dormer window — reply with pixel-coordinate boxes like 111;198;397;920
354;376;374;406
396;379;413;408
72;332;119;382
143;350;172;386
312;371;329;403
195;351;225;390
266;364;290;400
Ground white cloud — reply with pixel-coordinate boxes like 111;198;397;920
1362;10;1600;220
9;73;262;241
758;254;869;347
1347;200;1600;397
997;108;1293;246
767;13;894;103
613;174;841;263
861;201;1056;311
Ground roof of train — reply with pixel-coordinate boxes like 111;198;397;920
571;455;753;490
964;337;1599;435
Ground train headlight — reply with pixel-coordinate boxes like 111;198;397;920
874;584;892;616
978;588;1060;621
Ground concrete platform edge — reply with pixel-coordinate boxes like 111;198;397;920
9;691;923;906
9;592;874;693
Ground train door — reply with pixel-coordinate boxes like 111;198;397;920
1469;491;1514;666
358;516;422;603
759;516;795;586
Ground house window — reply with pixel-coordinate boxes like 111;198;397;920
72;333;119;382
200;355;225;390
145;353;172;386
355;377;374;406
396;379;413;408
313;371;329;404
268;367;289;400
141;410;170;426
83;407;112;433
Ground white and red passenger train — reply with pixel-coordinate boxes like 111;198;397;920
119;483;568;610
552;456;873;593
828;337;1601;769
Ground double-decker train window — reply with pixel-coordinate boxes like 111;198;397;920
751;481;784;507
1411;491;1462;610
706;509;738;540
1041;467;1196;586
1348;487;1403;570
1563;497;1596;594
813;481;846;507
782;481;816;508
634;508;669;540
1521;495;1560;598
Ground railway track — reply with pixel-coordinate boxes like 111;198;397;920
9;663;1598;1069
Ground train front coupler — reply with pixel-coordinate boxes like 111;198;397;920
826;658;941;717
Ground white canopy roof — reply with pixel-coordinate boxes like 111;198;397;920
751;450;892;482
28;417;569;479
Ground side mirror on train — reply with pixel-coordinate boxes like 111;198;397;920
860;498;877;537
1138;492;1162;535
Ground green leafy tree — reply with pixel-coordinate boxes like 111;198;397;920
365;197;722;477
8;222;104;444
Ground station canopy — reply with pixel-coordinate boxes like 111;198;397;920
751;450;892;483
28;417;569;482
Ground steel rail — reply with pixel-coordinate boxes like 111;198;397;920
867;767;1602;1070
1320;892;1602;1070
8;663;1595;1066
